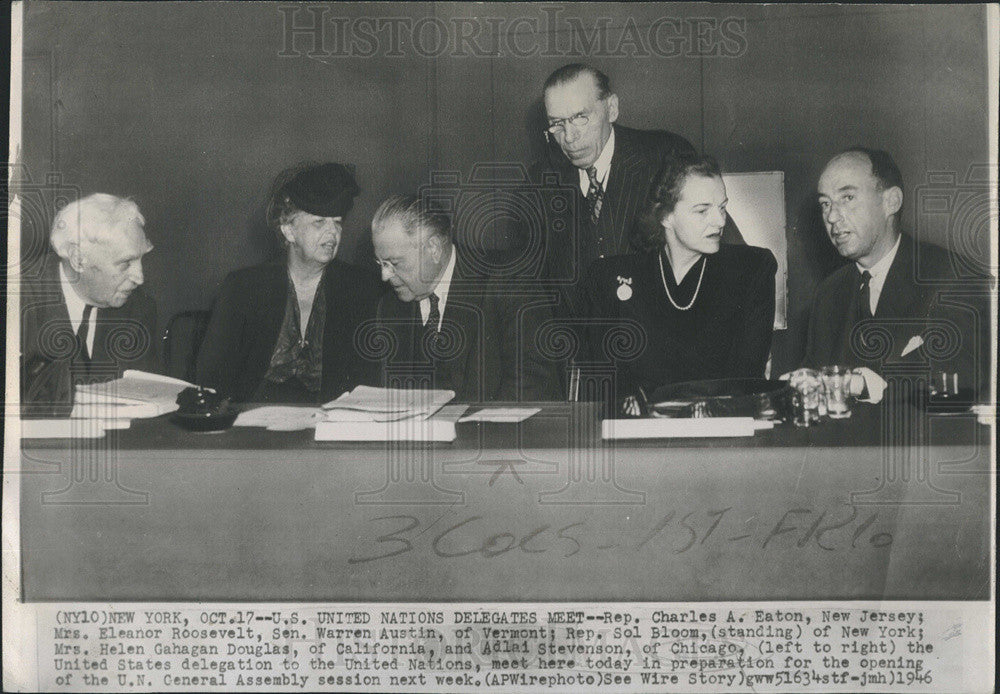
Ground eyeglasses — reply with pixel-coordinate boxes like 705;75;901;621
544;112;591;137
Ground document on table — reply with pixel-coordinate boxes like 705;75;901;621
233;406;325;431
322;386;455;421
458;407;541;423
315;404;468;441
74;370;195;418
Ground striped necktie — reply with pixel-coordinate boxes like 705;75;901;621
585;166;604;225
422;292;440;359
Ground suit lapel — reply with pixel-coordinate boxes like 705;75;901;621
874;235;922;319
603;127;647;254
437;261;478;398
320;261;356;394
22;264;75;412
33;257;75;357
834;268;862;364
322;261;352;353
378;291;420;365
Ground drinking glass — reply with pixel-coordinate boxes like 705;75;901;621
821;366;852;419
788;369;823;427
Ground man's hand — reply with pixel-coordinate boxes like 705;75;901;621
850;367;886;403
779;366;887;404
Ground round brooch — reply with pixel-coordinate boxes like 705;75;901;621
616;276;633;301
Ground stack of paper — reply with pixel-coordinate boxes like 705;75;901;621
315;404;467;442
73;370;194;420
321;386;455;422
316;387;462;441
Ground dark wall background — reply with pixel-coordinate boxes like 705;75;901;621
19;2;991;372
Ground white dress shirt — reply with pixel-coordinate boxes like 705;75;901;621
577;127;615;197
856;234;901;315
419;245;457;330
59;262;97;354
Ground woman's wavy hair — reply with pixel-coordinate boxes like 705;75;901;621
631;153;722;252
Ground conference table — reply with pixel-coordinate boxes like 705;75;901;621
19;401;992;602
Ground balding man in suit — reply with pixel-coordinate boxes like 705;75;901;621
370;195;557;402
803;147;990;401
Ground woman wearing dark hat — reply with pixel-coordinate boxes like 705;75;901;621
581;153;777;414
196;162;382;403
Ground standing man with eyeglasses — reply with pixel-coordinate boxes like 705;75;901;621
535;63;743;321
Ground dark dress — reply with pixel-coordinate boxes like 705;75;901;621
582;244;777;405
255;273;328;403
196;259;382;403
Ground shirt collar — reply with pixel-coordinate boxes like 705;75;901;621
421;244;457;325
592;126;615;182
432;244;457;302
856;234;901;280
578;127;616;192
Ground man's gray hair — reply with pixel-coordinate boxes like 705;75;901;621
371;194;451;240
50;193;145;259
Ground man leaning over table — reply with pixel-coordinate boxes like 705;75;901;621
20;193;158;416
370;195;558;402
800;147;990;403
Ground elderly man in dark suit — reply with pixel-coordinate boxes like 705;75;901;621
534;63;742;319
20;193;158;416
370;195;557;402
803;147;990;400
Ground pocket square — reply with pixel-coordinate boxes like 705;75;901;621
900;335;924;357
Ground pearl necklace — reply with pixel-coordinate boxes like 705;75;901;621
659;252;706;311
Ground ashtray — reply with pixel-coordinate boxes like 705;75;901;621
171;386;238;432
927;389;976;415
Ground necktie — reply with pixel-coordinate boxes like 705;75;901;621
77;304;94;362
73;304;94;376
585;166;604;226
858;270;873;320
422;292;440;359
